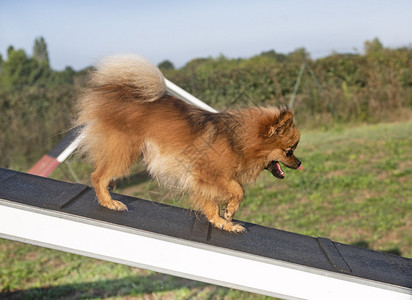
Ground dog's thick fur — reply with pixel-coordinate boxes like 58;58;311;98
76;54;301;233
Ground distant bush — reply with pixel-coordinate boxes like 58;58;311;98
0;38;87;170
1;37;411;170
163;39;412;126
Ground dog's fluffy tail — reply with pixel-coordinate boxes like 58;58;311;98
75;54;166;162
76;54;166;126
89;54;166;102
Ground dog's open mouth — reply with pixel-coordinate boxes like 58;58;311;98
266;161;285;179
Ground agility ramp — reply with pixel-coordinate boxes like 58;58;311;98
0;168;411;300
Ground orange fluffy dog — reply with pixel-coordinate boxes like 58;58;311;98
76;54;302;233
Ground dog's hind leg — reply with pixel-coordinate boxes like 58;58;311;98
91;136;140;211
92;165;128;211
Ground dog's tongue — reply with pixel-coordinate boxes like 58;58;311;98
298;165;304;170
275;161;284;177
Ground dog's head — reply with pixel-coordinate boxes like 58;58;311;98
262;108;302;179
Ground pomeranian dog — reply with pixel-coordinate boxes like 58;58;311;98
76;54;302;233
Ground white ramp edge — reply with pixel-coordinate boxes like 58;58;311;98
0;199;410;300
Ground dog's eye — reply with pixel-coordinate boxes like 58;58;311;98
286;150;293;157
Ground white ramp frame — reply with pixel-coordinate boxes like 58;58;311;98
165;79;217;113
0;199;410;300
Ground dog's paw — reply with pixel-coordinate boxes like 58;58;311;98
102;200;128;211
211;218;246;234
231;223;246;233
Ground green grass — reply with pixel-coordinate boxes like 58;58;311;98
1;121;412;299
0;238;270;299
241;121;412;256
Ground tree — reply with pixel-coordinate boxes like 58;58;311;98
364;38;383;55
2;47;32;87
288;47;310;62
2;43;52;89
7;46;14;56
158;60;175;70
260;50;287;62
33;36;49;65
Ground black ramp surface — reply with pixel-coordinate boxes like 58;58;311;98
0;168;411;289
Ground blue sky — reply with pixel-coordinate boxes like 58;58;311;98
1;0;411;70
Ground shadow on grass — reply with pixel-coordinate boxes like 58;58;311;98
0;273;212;300
351;240;402;256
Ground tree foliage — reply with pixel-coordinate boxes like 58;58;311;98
163;39;412;124
33;36;49;64
364;38;384;56
158;60;175;70
0;37;86;169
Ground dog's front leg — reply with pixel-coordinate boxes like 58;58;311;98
198;197;245;233
223;181;244;222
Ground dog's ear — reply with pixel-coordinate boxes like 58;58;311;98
267;110;294;137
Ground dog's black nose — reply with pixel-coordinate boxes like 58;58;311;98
296;160;301;167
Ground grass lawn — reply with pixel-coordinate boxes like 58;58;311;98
1;121;411;299
241;121;412;257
